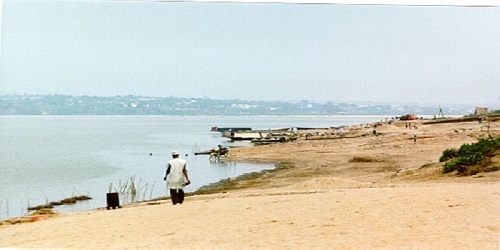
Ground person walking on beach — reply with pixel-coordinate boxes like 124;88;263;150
164;150;191;205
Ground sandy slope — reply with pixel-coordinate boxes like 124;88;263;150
1;120;499;249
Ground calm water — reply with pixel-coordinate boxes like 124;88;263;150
0;115;382;219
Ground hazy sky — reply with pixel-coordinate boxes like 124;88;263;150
1;0;499;107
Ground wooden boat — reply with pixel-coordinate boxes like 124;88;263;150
210;127;252;132
229;131;269;140
194;149;216;155
251;132;299;145
226;128;291;140
195;146;228;157
295;127;330;130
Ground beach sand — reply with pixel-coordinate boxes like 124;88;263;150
1;119;499;249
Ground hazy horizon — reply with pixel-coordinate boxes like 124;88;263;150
1;1;499;108
2;93;496;109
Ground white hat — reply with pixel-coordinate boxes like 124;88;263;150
171;150;180;156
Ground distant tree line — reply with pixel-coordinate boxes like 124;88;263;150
0;94;473;116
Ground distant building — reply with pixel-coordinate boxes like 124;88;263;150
474;107;489;115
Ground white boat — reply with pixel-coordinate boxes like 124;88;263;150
226;128;291;140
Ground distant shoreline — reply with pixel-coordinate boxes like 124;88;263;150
0;94;483;116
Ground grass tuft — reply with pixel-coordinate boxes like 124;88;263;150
348;156;380;163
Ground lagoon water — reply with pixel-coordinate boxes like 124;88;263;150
0;115;382;220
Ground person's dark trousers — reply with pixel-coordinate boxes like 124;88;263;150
170;189;185;205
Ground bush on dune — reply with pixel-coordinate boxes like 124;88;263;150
440;136;500;175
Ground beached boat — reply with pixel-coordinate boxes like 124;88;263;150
251;132;299;145
226;128;291;140
210;127;252;132
194;149;216;155
295;127;331;130
228;131;269;140
211;127;254;137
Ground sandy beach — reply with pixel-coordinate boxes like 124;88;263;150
1;119;499;249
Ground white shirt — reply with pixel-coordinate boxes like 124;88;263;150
166;158;187;189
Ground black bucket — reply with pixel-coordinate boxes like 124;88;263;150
106;192;120;210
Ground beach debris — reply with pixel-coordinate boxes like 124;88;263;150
27;204;54;211
32;208;56;215
0;208;57;225
30;208;55;222
30;215;49;222
27;195;92;211
0;217;30;225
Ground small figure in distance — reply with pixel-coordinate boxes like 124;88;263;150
163;150;191;205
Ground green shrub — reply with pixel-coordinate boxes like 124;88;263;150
459;152;485;166
458;137;499;157
443;159;460;174
441;136;500;175
440;148;458;162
